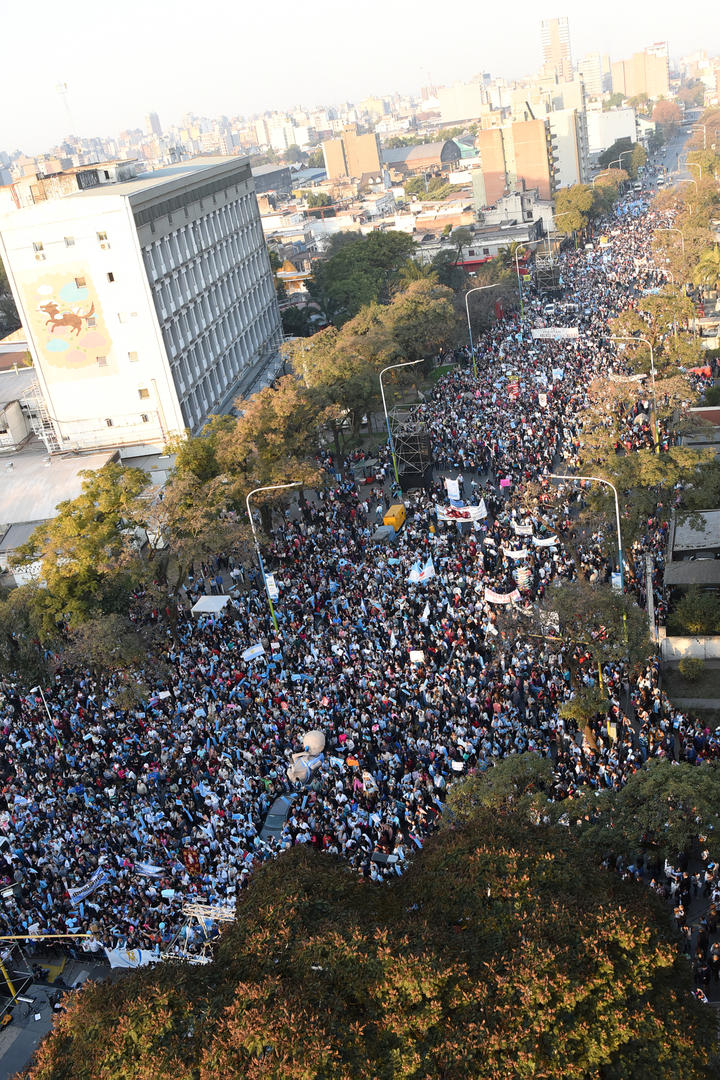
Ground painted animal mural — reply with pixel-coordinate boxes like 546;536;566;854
40;300;95;336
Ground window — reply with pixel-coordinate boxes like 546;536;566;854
141;413;149;423
97;231;108;242
128;351;139;362
64;236;75;247
75;276;86;288
32;241;44;253
107;272;115;283
86;316;96;328
105;418;113;427
138;387;150;400
96;356;108;367
483;248;490;255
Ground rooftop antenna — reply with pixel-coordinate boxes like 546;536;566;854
55;81;76;138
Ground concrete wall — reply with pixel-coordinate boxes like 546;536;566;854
660;632;720;660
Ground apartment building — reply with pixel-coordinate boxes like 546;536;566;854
0;156;281;454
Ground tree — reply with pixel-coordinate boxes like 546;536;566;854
306;148;324;168
668;587;720;636
687;149;720;180
540;579;652;672
598;137;633;171
652;100;683;132
394;260;439;290
11;464;151;636
677;80;706;109
578;760;720;862
281;304;314;337
694;244;720;290
308;231;416;325
302;190;333;209
450;226;472;264
603;92;626;110
0;584;55;683
281;144;305;164
379;278;457;365
0;253;20;333
553;183;596;232
21;818;716;1079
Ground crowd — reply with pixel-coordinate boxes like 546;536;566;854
0;174;717;962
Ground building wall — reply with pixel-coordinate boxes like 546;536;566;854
322;138;348;180
0;197;181;453
549;109;589;188
133;166;281;434
507;120;554;201
0;160;282;450
343;130;382;178
438;81;487;124
585;108;638;154
475;128;507;206
612;50;669;99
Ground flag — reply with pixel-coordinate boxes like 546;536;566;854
242;643;265;662
183;847;201;875
420;601;430;623
390;631;397;649
105;947;158;969
135;861;163;877
418;557;435;583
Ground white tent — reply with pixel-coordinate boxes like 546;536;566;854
190;595;231;616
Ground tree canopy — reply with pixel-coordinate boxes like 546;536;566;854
21;812;716;1080
308;231;416;326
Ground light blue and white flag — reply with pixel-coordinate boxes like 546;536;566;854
68;867;110;906
135;861;163;877
242;643;265;662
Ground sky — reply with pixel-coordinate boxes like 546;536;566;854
2;0;717;154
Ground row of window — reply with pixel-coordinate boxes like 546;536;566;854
95;351;139;365
32;231;110;253
142;195;260;280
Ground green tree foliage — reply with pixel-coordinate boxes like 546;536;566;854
677;80;706;109
687;149;720;179
553;183;597;232
578;760;720;862
693;244;720;289
0;252;20;332
0;585;54;683
301;190;333;208
21;818;716;1080
540;579;652;672
281;304;315;337
281;144;306;164
608;292;701;376
306;148;324;168
404;176;454;200
668;587;720;636
603;92;626;110
10;464;150;636
598;137;634;171
308;231;416;325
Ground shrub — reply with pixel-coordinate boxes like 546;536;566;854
678;656;705;682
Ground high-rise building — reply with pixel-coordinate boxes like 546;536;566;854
321;125;382;181
548;109;590;188
540;17;573;80
612;46;670;100
145;112;162;139
475;118;556;206
577;54;611;99
0;157;282;454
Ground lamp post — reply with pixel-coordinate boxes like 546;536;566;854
514;247;525;320
379;358;424;487
592;169;617;188
610;334;659;454
655;226;685;255
246;482;301;634
549;473;624;592
464;284;500;376
676;177;697;196
29;685;59;743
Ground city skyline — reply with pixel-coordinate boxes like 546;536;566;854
2;0;715;154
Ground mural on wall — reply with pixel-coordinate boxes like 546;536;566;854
21;267;115;377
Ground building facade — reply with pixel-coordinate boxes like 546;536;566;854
0;157;281;454
321;126;382;181
540;16;573;81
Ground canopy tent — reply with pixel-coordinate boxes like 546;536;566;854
190;595;231;617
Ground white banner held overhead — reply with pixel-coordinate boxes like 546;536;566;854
531;327;579;340
512;521;533;536
532;535;559;548
435;502;487;523
484;587;522;605
105;947;158;969
502;547;529;560
444;477;461;502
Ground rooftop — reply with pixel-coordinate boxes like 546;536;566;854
0;444;116;528
62;156;250;203
671;509;720;554
0;366;37;409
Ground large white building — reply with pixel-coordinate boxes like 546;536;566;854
0;156;282;455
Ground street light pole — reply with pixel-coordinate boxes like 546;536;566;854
246;482;301;634
610;334;659;454
549;473;625;592
514;247;525;320
464;284;500;377
29;685;59;743
379;358;425;487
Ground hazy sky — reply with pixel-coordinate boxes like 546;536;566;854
2;0;717;153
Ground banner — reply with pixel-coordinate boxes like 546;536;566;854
68;867;110;906
551;368;565;381
538;392;548;408
502;547;529;560
135;861;163;877
444;477;460;502
532;327;579;340
183;847;201;875
242;643;265;662
532;535;558;548
484;587;521;605
512;521;533;536
105;947;158;970
265;574;279;601
435;502;486;522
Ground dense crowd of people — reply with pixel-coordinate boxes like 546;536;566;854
0;173;717;967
